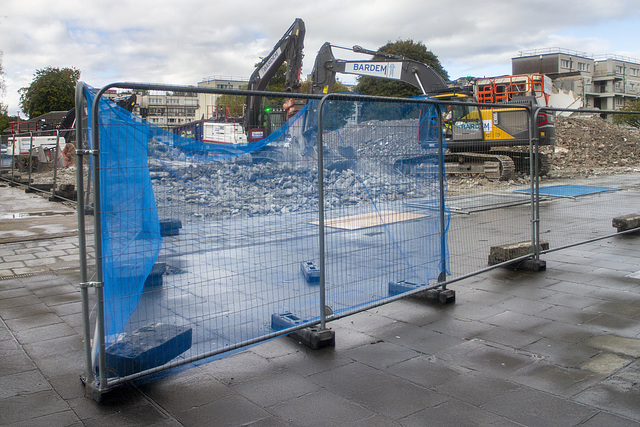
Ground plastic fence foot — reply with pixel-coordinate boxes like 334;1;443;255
290;327;335;350
271;312;305;330
300;261;320;283
144;262;166;288
104;323;192;377
160;219;182;236
388;280;423;296
388;281;455;305
271;312;335;350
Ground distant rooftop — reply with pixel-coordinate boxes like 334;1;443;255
199;75;250;84
517;48;639;64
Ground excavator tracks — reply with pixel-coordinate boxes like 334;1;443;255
489;150;551;176
444;153;516;181
393;151;551;181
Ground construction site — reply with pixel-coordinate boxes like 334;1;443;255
1;18;640;426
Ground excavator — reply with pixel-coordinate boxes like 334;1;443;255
243;18;306;142
309;43;555;180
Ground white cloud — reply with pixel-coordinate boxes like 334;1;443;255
2;0;639;116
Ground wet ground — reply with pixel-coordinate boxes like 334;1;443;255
1;180;640;425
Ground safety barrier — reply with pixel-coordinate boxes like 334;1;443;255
76;81;640;397
0;128;79;202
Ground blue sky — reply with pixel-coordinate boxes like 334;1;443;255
1;0;639;116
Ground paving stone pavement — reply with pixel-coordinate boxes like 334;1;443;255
1;183;640;426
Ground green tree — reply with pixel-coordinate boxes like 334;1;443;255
0;50;8;133
614;99;640;128
216;91;247;117
354;39;448;98
18;67;80;119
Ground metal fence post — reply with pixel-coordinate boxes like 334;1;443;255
526;102;538;262
28;132;34;189
52;130;60;199
75;82;94;385
10;135;16;180
91;87;108;390
436;102;447;284
533;105;544;264
317;95;329;330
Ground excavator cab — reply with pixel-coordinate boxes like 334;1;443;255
432;94;484;143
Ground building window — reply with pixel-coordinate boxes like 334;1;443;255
631;68;638;76
616;65;624;74
560;59;570;69
578;62;589;72
616;98;624;106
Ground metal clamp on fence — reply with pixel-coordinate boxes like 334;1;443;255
76;149;99;156
79;281;104;289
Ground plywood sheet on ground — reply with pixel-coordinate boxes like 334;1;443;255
313;210;426;230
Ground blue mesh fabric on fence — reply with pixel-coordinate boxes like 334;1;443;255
85;88;162;344
85;88;449;379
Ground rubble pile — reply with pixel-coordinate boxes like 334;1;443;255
19;115;640;217
149;155;420;219
549;115;640;177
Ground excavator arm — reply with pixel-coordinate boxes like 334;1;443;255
309;42;448;95
244;18;306;139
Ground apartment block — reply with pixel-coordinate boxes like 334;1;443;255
513;48;640;120
136;92;199;129
196;76;249;120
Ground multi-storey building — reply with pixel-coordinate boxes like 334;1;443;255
196;76;250;120
135;92;199;129
512;48;640;120
121;77;248;131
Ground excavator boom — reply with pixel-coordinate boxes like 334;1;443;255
310;42;448;95
244;18;305;139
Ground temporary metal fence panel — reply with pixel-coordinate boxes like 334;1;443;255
530;108;640;253
317;95;449;316
79;83;449;392
78;80;640;395
0;128;78;202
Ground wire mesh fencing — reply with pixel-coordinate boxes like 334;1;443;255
78;82;640;395
79;84;450;392
0;129;79;202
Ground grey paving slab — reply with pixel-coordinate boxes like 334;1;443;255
172;394;273;426
373;321;466;355
474;325;544;349
342;340;421;370
573;369;640;422
231;369;322;408
432;371;520;407
510;362;605;397
0;369;51;399
0;390;75;425
13;321;77;345
136;367;233;413
522;336;601;366
4;410;85;427
385;355;461;389
267;389;374;426
400;399;520;427
2;178;640;425
481;386;598;426
580;412;640;427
